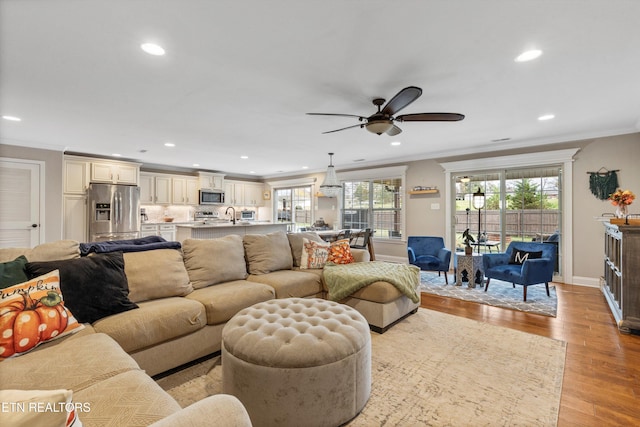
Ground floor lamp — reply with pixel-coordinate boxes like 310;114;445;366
472;187;485;253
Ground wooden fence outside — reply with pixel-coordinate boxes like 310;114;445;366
456;209;559;237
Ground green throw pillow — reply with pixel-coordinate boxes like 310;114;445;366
0;255;29;289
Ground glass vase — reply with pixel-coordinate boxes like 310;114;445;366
615;204;628;218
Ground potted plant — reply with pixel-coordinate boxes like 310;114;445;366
462;228;475;255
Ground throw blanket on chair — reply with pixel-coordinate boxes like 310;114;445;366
323;261;420;303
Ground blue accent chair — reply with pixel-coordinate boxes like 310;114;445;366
407;236;452;284
482;241;556;301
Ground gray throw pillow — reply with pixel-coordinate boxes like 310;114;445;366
243;231;293;274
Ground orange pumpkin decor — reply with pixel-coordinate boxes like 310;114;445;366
0;270;82;359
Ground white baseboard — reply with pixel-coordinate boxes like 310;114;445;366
570;276;601;288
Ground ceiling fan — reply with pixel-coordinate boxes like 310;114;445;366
307;86;464;136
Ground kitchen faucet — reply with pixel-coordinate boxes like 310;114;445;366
225;207;236;225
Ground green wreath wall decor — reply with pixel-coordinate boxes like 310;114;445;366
587;169;619;201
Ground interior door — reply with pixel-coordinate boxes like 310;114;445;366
0;159;42;247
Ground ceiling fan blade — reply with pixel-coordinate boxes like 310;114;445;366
307;113;366;120
381;86;422;116
396;112;465;122
386;124;402;136
322;123;364;134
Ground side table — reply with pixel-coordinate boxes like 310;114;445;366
455;252;485;288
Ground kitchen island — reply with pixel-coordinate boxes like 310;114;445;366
176;222;291;241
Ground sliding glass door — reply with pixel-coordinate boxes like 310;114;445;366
274;186;313;231
453;166;562;274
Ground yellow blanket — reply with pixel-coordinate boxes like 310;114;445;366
323;261;420;303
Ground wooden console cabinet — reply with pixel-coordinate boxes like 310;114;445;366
602;222;640;334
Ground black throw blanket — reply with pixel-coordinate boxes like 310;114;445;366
80;235;181;256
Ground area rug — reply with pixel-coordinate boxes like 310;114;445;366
421;271;558;317
157;309;566;426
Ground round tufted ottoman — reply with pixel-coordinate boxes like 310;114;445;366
222;298;371;427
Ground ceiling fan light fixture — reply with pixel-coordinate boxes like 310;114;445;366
319;153;342;197
365;120;394;135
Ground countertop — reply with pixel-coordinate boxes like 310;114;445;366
175;221;289;228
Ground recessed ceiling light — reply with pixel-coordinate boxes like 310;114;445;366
112;153;122;157
240;155;249;159
193;163;200;167
302;166;309;169
164;142;175;147
515;49;542;62
390;141;401;146
538;114;555;121
249;171;256;174
141;43;165;56
2;115;21;121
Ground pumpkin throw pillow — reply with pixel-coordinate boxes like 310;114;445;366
0;270;84;360
327;239;355;265
26;251;138;324
300;238;330;269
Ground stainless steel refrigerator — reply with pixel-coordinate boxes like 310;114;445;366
88;183;140;242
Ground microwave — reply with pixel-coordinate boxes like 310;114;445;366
240;210;256;220
199;189;225;205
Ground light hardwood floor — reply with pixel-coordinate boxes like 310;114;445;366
419;282;640;426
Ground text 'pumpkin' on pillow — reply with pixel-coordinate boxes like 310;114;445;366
0;270;84;360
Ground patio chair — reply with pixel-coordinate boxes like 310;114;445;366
407;236;452;284
482;241;556;301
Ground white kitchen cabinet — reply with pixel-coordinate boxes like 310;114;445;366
159;224;177;241
224;181;244;206
244;182;264;206
185;178;199;205
64;158;90;194
139;173;155;204
198;172;225;190
90;161;139;184
141;224;158;237
172;177;200;205
140;224;175;241
63;195;87;242
225;180;264;207
154;176;172;204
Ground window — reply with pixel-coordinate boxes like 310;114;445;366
342;177;403;240
453;166;562;273
274;186;313;231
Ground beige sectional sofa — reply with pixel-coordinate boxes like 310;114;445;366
0;231;419;426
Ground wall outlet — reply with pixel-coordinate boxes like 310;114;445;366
431;203;440;210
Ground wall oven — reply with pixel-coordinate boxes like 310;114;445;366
199;189;225;205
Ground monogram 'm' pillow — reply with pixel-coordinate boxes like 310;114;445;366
508;249;543;265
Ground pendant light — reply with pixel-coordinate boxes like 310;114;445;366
319;153;342;197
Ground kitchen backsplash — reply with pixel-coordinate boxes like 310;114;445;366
140;205;269;223
140;205;195;223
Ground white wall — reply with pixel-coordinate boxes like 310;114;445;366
572;133;640;283
0;143;64;243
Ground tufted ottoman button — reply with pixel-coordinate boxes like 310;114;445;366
222;298;371;427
